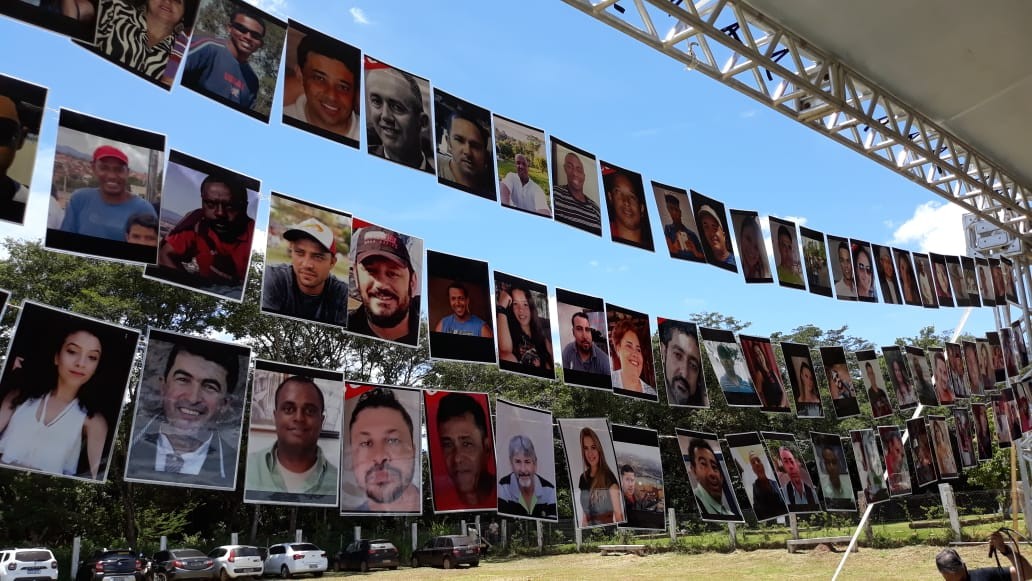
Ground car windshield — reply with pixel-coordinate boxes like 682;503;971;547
172;550;206;558
369;543;393;550
15;551;52;561
234;548;260;557
290;544;319;552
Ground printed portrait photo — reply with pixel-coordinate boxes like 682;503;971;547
346;219;424;347
433;89;495;200
819;346;861;419
340;383;422;516
850;429;889;504
494;398;557;522
977;258;995;307
123;329;250;490
652;181;704;263
881;346;916;410
601;161;654;252
761;432;821;514
987;331;1006;384
657;318;708;408
143;150;259;302
1014;381;1032;434
725;431;788;522
927;416;958;480
894;248;922;307
494;115;550;217
952;407;977;469
739;335;790;413
364;56;434;175
180;0;286;122
877;425;912;497
856;349;894;419
961;340;985;397
606;304;657;402
0;301;139;482
781;341;824;419
810;432;856;512
989;258;1007;305
494;271;554;380
47;109;164;264
559;417;626;528
426;250;495;364
690;190;736;273
83;0;200;89
929;348;957;406
906;345;940;407
1011;319;1030;368
850;239;877;303
974;338;994;393
972;402;993;462
911;252;938;308
945;342;971;399
612;424;666;530
960;256;981;307
730;210;772;284
550;137;601;237
699;327;760;408
0;0;99;41
827;234;856;301
0;74;46;225
907;417;939;487
675;428;743;523
769;217;804;290
424;389;497;513
799;227;832;297
930;253;956;307
281;20;361;146
261;192;351;327
244;359;342;507
556;288;611;391
872;243;902;305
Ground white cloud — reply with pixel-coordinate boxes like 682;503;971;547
588;259;599;267
248;0;288;17
890;200;967;255
252;226;268;255
349;7;371;25
740;109;757;119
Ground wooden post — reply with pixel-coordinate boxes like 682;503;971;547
411;522;418;553
536;521;544;553
71;537;80;576
789;514;799;540
501;520;508;550
575;526;582;551
855;492;872;544
668;508;676;541
728;523;737;550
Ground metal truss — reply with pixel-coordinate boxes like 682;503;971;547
560;0;1032;246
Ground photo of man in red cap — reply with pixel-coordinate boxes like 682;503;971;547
60;143;157;241
347;221;423;346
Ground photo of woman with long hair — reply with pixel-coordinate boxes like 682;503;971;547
576;426;624;527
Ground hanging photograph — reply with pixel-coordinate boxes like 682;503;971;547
905;345;940;406
952;407;977;469
281;20;361;146
855;349;893;419
987;331;1006;383
674;428;743;523
556;288;611;391
929;348;957;406
769;216;804;290
424;389;496;514
738;335;790;413
124;329;250;490
261;191;351;327
494;271;554;380
729;210;772;284
991;388;1020;447
1014;382;1032;433
612;424;666;530
426;250;495;364
960;256;981;307
724;431;789;522
558;417;626;528
906;417;938;488
0;302;139;482
0;74;46;225
362;58;435;176
989;258;1007;305
47;109;164;264
781;341;824;418
0;0;98;41
911;253;938;308
929;253;956;307
827;234;856;301
1001;327;1020;378
946;255;969;307
975;338;994;392
1012;319;1030;368
876;426;912;497
761;431;821;513
494;398;557;522
962;340;986;396
433;89;495;200
346;219;424;347
849;429;889;504
976;258;995;307
690;190;737;272
494;115;550;217
872;244;902;305
972;402;993;461
810;432;856;512
550;138;602;237
945;342;971;399
893;248;922;306
699;327;760;407
340;383;422;516
1002;257;1019;304
881;346;917;410
179;0;286;122
600;161;654;251
657;318;708;408
606;303;657;402
143;150;258;302
818;346;861;419
927;416;959;480
799;226;832;297
243;359;342;507
850;239;877;302
652;181;704;262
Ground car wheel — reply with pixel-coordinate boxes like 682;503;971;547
441;557;452;570
220;569;230;581
409;557;419;569
279;566;290;580
311;573;322;578
471;560;479;568
154;572;168;581
358;561;368;573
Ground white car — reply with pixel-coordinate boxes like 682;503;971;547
208;546;263;581
0;549;58;581
262;544;326;579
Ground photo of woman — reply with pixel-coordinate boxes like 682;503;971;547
558;418;625;529
90;0;199;88
851;240;877;302
740;335;789;413
730;210;772;284
0;302;139;481
494;272;554;381
607;305;656;402
931;350;956;406
781;342;823;419
929;417;958;479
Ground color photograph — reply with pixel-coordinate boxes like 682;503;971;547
657;317;708;408
652;181;704;263
364;56;435;174
893;248;922;307
550;137;601;237
559;417;626;528
905;345;939;407
850;239;877;302
877;425;912;497
799;226;832;297
0;74;46;225
911;252;938;308
819;346;861;419
494;115;550;217
928;415;958;480
855;349;894;419
612;424;666;530
426;250;496;364
929;253;957;307
424;389;496;513
606;303;657;402
769;216;805;290
739;335;790;413
601;161;654;251
0;0;98;41
872;244;902;305
781;341;824;418
761;431;821;513
494;398;557;522
494;271;554;380
827;234;856;301
725;431;789;522
882;345;918;410
690;189;737;273
730;210;772;284
434;89;495;200
810;432;856;512
951;407;974;469
849;429;889;504
906;417;938;488
675;428;743;523
556;288;611;391
699;327;760;407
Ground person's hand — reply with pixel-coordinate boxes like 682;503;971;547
989;531;1010;556
497;290;512;309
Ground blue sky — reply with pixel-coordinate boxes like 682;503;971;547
0;0;1001;348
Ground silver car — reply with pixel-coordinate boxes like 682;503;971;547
262;545;325;579
207;547;262;581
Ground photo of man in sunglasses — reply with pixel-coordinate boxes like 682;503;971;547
0;75;46;225
181;3;266;111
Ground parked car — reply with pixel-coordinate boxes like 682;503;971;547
148;550;214;581
334;540;398;573
0;548;58;581
410;536;479;569
76;549;143;581
208;546;262;581
262;544;326;579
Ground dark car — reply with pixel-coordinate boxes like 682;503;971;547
410;536;479;569
76;549;143;581
148;550;215;581
334;540;398;573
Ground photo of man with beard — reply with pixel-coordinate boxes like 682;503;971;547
346;221;423;347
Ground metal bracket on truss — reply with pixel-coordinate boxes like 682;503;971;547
561;0;1032;246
